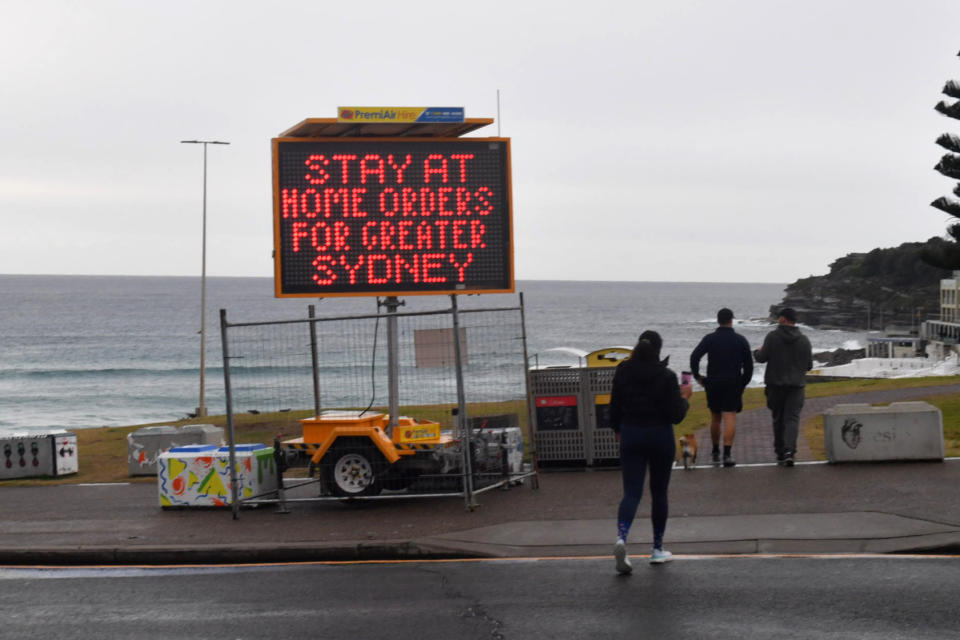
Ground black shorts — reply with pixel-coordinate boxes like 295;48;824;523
704;378;744;413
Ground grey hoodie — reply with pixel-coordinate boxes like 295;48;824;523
754;324;813;387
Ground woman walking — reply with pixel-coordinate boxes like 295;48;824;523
609;330;691;574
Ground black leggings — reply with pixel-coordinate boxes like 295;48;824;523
616;424;675;548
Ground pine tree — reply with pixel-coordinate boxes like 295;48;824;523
923;50;960;269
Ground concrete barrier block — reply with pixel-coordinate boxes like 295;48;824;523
128;424;225;476
823;402;944;462
0;430;78;479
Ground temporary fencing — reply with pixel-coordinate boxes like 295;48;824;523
218;294;536;516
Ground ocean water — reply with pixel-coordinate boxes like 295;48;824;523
0;276;867;431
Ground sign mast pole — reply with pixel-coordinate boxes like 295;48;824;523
383;296;402;436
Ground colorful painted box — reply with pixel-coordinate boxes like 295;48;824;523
157;444;278;508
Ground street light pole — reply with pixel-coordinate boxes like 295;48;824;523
181;139;230;417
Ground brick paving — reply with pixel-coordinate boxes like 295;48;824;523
690;383;960;465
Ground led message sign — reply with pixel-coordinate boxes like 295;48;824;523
273;138;513;297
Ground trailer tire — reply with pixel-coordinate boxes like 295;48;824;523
323;443;384;497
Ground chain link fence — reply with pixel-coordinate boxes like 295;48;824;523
218;295;536;513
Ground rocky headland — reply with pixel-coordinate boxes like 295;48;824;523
769;238;954;332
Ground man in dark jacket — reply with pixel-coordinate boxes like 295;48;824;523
753;307;813;466
690;308;753;467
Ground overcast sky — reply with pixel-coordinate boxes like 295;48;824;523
1;0;958;283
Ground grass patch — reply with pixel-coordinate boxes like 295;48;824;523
4;377;957;486
888;391;960;456
803;415;827;461
803;375;960;398
678;386;779;433
1;401;530;487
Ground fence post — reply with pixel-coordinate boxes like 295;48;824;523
518;292;539;489
384;296;402;437
273;435;290;514
308;304;321;418
450;294;477;510
500;430;509;489
220;309;241;520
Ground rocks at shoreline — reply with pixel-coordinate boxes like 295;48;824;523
812;347;866;367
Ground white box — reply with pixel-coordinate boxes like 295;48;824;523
475;426;524;474
0;429;77;479
52;432;78;475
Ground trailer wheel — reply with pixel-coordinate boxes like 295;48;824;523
324;444;384;497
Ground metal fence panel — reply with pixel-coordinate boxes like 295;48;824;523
219;298;533;509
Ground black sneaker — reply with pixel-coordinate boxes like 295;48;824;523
711;451;721;467
783;452;794;467
723;454;736;468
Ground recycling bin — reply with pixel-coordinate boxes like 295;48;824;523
529;347;627;466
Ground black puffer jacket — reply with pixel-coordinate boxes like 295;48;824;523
609;358;689;433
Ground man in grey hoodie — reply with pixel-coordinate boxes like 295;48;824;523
753;308;813;466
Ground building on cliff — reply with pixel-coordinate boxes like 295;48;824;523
808;273;960;379
920;271;960;359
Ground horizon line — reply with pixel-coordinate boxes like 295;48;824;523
0;273;790;286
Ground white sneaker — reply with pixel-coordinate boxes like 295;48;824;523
650;548;673;564
614;539;632;574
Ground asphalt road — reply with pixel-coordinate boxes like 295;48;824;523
2;556;957;639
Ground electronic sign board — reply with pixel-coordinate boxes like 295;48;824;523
273;138;513;297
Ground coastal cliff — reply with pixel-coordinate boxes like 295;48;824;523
771;238;953;331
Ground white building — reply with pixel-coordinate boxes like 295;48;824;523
920;270;960;359
940;272;960;322
866;336;922;358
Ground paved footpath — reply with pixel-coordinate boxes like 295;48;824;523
692;383;960;465
1;385;959;564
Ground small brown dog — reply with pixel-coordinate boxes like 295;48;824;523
677;434;698;469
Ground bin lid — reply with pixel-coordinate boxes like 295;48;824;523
0;428;72;439
218;444;268;452
180;424;222;433
586;347;632;368
168;444;219;453
532;347;587;368
132;425;178;435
